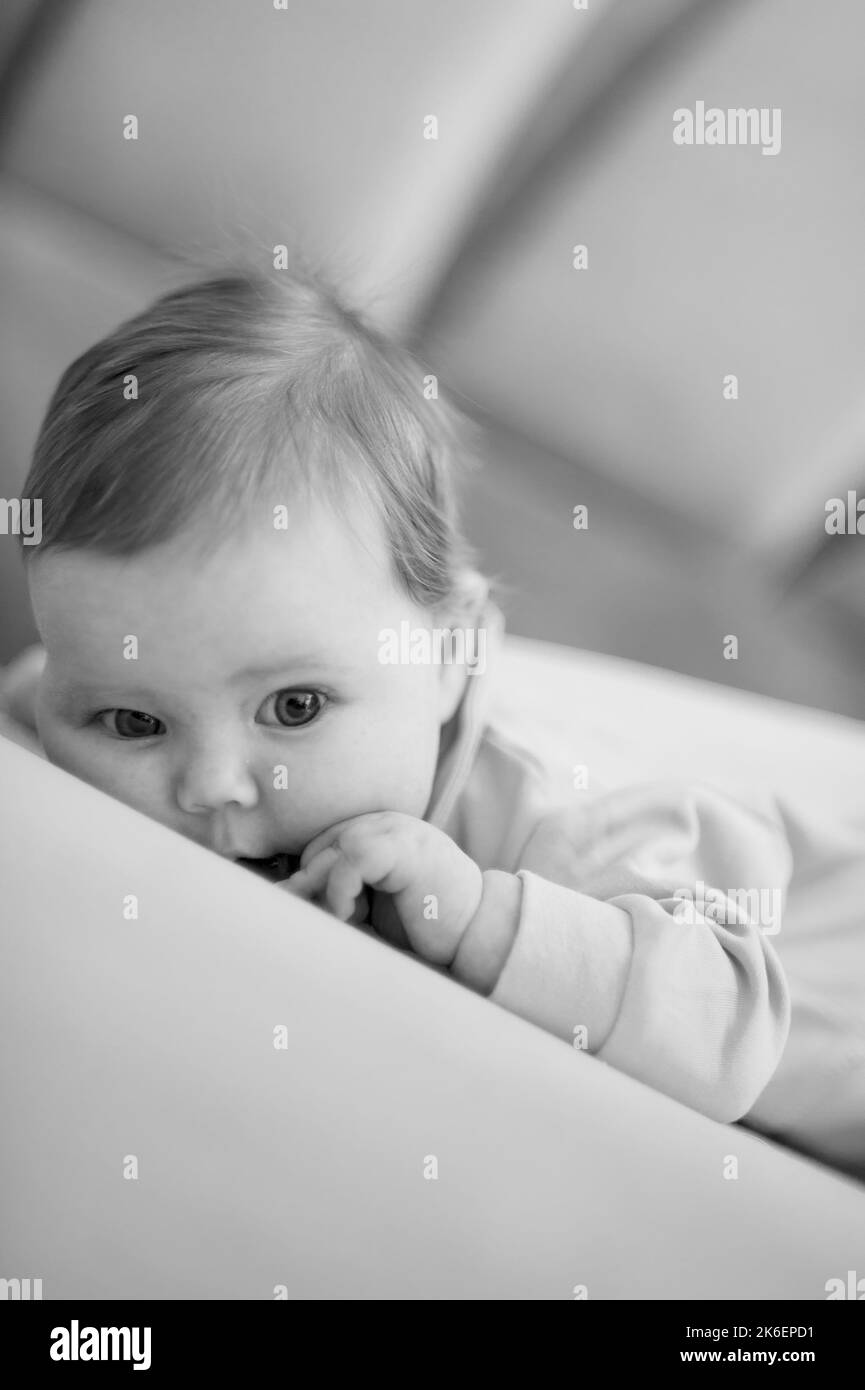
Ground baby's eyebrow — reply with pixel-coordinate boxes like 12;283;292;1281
52;679;163;704
49;656;354;703
229;655;350;682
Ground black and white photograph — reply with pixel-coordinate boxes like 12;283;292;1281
0;0;863;1349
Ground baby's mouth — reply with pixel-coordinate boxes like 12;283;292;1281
234;852;301;882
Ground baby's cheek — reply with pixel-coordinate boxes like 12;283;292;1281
282;725;433;830
367;724;441;817
36;714;87;778
39;719;162;817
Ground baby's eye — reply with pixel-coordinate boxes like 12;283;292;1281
258;689;326;728
98;709;165;739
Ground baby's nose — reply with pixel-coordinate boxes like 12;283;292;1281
175;742;259;814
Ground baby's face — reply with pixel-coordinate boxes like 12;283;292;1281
29;499;466;872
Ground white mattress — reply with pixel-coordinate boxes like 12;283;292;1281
1;639;863;1298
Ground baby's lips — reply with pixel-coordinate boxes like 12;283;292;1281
235;852;302;883
269;852;302;880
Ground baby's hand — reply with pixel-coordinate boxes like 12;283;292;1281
283;812;483;966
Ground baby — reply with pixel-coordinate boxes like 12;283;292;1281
2;267;863;1177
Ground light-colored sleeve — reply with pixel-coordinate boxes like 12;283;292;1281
484;782;793;1123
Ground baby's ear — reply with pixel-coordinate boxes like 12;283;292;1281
445;567;490;628
436;649;468;725
433;569;491;723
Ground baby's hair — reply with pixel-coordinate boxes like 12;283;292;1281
21;263;487;616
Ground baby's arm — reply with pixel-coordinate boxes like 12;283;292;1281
469;783;793;1123
289;785;793;1126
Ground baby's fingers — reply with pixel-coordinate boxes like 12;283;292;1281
284;845;340;899
324;855;366;921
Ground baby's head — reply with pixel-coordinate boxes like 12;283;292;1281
21;268;486;873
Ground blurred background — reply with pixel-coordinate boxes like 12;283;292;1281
1;0;864;717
